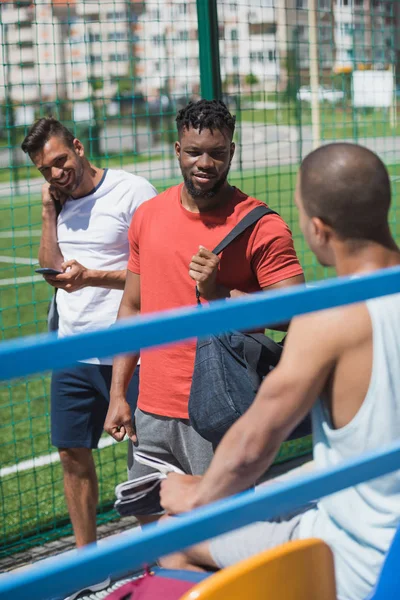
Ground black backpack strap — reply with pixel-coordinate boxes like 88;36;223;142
245;333;284;369
195;204;277;305
212;205;277;255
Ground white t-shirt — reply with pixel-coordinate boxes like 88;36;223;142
56;168;157;364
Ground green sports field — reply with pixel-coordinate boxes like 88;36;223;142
0;162;399;556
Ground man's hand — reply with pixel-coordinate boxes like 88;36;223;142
104;395;136;442
42;182;68;210
189;246;220;301
160;473;202;515
43;259;89;293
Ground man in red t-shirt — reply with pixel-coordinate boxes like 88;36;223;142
105;100;304;523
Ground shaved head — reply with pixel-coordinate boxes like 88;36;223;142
299;143;391;243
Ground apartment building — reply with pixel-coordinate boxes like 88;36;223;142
0;0;139;107
134;0;200;98
134;0;279;97
218;0;279;90
293;0;396;73
0;0;62;105
0;0;397;107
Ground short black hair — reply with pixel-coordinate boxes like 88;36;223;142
176;99;236;138
21;117;75;156
300;142;391;242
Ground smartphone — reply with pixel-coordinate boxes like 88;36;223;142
35;267;62;276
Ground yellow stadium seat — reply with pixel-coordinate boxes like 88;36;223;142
180;538;336;600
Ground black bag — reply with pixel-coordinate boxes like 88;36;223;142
188;205;311;447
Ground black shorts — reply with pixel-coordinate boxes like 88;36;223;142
51;363;139;449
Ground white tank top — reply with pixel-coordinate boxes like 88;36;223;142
299;293;400;600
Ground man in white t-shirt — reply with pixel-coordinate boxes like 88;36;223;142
21;118;156;552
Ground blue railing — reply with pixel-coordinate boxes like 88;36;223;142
1;266;400;380
0;267;400;599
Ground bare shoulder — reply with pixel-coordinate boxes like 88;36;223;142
285;302;371;359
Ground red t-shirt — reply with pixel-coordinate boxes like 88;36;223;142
128;184;303;418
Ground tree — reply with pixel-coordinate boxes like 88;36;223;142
245;73;259;86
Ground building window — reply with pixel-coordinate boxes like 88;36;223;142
108;32;126;42
109;53;129;62
232;55;239;67
88;33;101;43
177;30;189;42
297;25;306;39
106;11;126;20
340;23;353;35
89;55;102;64
231;29;238;41
318;0;331;7
296;0;307;7
21;61;35;68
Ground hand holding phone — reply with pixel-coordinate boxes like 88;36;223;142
35;267;62;276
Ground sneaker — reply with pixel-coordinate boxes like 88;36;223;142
84;578;132;600
64;577;111;600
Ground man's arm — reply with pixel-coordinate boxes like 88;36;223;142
160;309;340;514
190;246;304;300
44;260;127;292
38;184;64;270
104;270;141;442
189;246;304;330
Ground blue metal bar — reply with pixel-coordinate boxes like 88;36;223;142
1;439;400;600
1;267;400;381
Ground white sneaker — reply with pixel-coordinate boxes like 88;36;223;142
64;577;111;600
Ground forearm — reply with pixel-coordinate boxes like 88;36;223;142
110;301;140;396
111;353;139;397
191;375;300;507
193;414;282;507
39;207;63;269
85;269;127;290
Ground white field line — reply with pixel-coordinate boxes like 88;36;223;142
0;436;117;478
0;275;43;286
0;230;41;238
0;255;37;265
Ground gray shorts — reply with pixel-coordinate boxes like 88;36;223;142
209;506;311;569
128;408;214;480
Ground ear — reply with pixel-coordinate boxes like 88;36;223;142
73;138;84;157
230;142;235;162
175;140;181;159
312;217;333;244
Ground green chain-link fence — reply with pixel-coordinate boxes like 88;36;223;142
0;0;399;557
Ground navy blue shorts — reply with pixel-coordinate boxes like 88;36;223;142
51;363;139;449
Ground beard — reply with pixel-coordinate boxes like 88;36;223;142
182;163;232;200
69;161;85;194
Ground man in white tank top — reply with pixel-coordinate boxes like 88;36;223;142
21;119;156;564
159;143;400;600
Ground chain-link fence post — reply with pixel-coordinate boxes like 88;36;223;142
196;0;222;100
